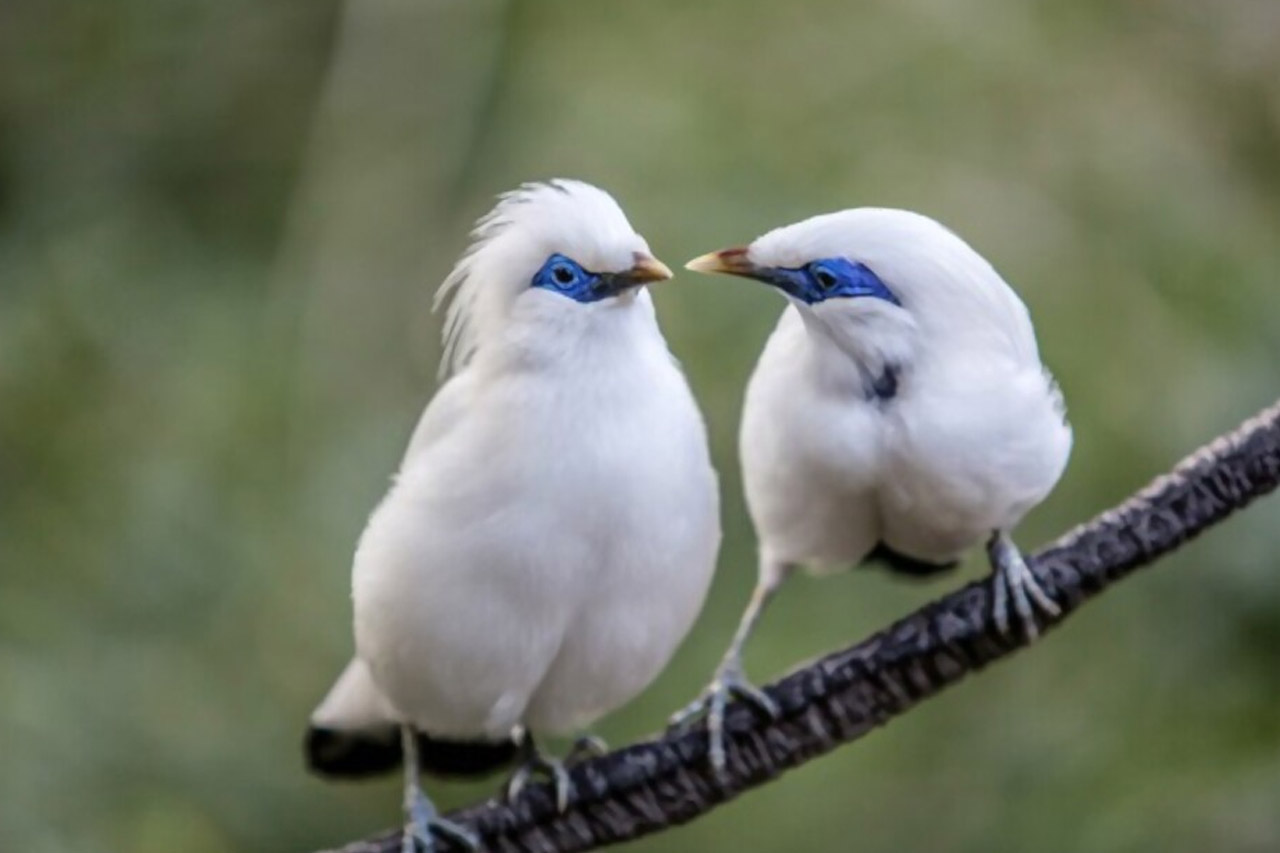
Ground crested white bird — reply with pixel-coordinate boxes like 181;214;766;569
306;180;721;852
671;208;1072;771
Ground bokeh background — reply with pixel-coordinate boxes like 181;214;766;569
2;1;1279;851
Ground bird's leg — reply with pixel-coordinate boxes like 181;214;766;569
503;733;573;813
399;725;480;853
668;563;789;773
987;530;1061;640
564;733;608;765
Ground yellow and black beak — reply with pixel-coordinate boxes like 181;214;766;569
618;253;674;286
595;252;674;297
684;247;759;279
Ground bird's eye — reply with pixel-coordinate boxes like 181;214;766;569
552;264;575;285
813;267;838;290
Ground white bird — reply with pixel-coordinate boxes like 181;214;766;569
671;208;1072;771
306;180;721;852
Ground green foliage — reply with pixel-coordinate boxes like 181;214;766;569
1;1;1278;851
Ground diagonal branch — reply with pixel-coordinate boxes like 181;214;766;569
324;398;1280;853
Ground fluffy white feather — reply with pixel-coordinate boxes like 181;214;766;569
674;207;1070;772
741;208;1069;568
317;179;719;751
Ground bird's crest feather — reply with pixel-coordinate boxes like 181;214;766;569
432;180;638;378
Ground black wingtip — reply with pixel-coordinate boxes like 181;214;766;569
305;726;520;780
864;542;959;579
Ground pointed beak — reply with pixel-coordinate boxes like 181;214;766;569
684;247;758;278
686;246;814;302
595;253;673;298
622;253;674;285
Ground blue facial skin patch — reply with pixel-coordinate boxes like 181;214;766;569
531;253;618;304
760;257;900;307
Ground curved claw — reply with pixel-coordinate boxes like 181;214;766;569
669;665;780;775
565;734;608;765
667;692;710;732
989;531;1061;640
504;746;572;813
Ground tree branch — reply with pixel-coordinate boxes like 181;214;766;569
323;398;1280;853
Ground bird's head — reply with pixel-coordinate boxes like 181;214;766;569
435;179;672;375
686;208;1035;374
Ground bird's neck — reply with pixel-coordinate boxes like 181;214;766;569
797;305;919;402
475;289;664;377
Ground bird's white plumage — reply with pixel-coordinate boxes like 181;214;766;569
320;180;720;745
312;658;399;732
740;207;1070;570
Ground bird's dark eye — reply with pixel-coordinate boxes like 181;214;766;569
553;264;575;285
813;267;838;290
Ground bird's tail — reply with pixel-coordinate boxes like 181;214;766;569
863;542;959;579
305;725;519;779
306;657;519;779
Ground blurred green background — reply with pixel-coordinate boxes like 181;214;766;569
2;1;1279;851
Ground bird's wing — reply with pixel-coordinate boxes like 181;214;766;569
878;353;1072;559
398;369;479;468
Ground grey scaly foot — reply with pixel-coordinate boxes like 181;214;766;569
504;736;573;813
400;725;479;853
668;659;780;774
988;531;1060;640
402;789;479;853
